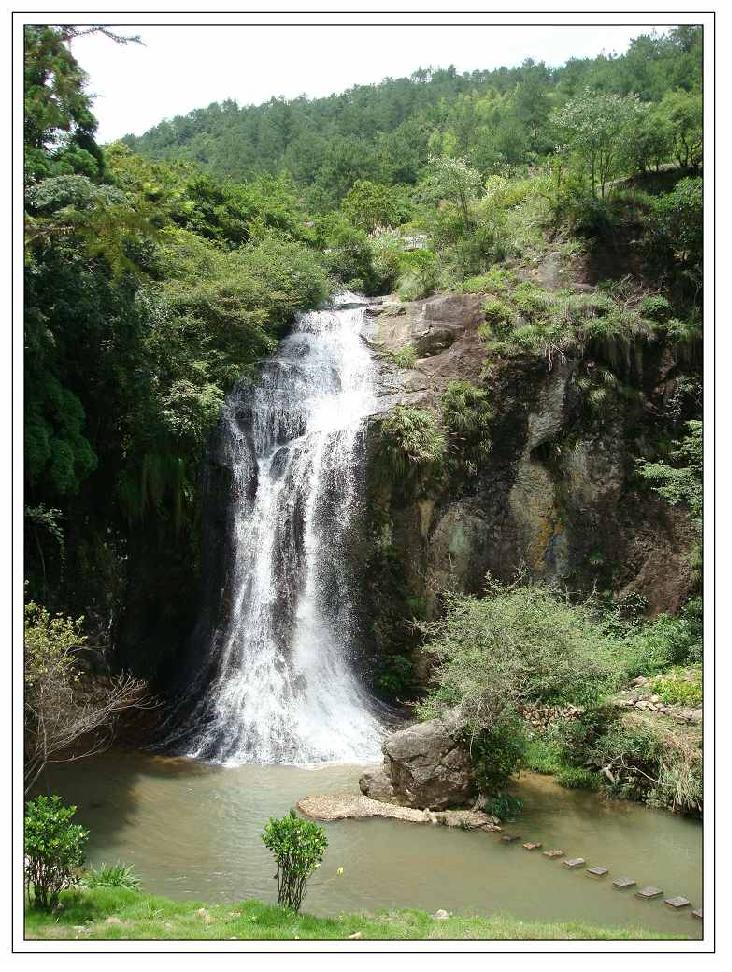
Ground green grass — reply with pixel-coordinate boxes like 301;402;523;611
24;887;675;941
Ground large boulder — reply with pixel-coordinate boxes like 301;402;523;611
359;713;476;810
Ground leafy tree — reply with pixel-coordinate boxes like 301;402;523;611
24;25;102;181
552;88;645;197
418;155;483;231
645;177;703;295
261;811;328;912
24;601;146;792
659;89;703;169
341;179;409;232
24;795;89;911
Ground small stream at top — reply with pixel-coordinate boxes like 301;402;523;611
42;752;702;940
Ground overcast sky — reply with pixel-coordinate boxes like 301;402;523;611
68;24;668;143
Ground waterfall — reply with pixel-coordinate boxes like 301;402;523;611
177;293;383;765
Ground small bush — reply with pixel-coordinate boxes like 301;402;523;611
82;862;141;890
262;810;328;912
638;294;672;322
379;406;446;481
556;767;601;790
25;795;89;911
388;344;418;369
615;606;702;678
469;714;528;793
483;793;524;820
441;380;493;478
460;267;516;294
482;297;515;331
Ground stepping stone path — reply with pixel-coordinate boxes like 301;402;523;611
692;909;703;920
612;877;637;889
664;896;691;909
501;834;520;843
563;858;586;869
522;841;542;850
587;866;609;877
635;886;664;899
543;849;565;859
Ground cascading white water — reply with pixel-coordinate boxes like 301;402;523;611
183;293;383;765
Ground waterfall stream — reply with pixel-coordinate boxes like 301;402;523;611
177;293;383;765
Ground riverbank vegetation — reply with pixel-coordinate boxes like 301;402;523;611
417;578;702;815
25;886;672;941
24;22;703;848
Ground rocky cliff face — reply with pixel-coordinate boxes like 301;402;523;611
355;292;697;692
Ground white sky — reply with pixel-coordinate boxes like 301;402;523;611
66;24;670;144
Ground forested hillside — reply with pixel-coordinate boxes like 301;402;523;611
124;28;701;208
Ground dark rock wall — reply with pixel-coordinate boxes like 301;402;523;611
356;294;698;691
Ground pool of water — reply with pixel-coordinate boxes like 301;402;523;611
41;750;702;939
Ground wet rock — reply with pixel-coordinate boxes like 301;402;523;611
360;712;476;810
357;766;395;802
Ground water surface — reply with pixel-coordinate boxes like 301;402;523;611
43;750;701;939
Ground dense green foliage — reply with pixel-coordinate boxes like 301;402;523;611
23;28;330;667
24;795;89;911
261;811;328;913
418;579;617;730
125;28;701;205
418;579;702;810
24;887;672;941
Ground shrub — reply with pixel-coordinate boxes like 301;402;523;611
441;380;493;478
388;344;418;369
418;579;619;732
469;714;527;793
24;795;89;911
615;604;702;678
82;862;141;890
460;268;516;294
261;810;328;912
638;293;672;322
483;297;515;333
483;793;524;820
379;406;446;481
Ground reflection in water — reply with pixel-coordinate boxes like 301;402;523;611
42;750;702;939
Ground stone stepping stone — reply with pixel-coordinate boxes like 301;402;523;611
635;886;664;899
543;849;565;859
563;858;586;869
613;877;637;889
522;841;542;850
692;908;703;920
664;896;691;909
587;866;609;877
501;834;520;843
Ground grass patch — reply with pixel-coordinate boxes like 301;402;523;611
388;344;419;369
24;887;675;941
523;736;564;775
650;667;702;707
